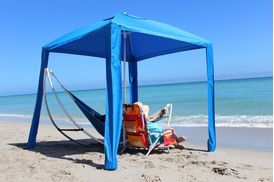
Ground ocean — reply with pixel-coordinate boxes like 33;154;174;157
0;77;272;128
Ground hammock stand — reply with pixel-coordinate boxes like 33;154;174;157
43;68;105;146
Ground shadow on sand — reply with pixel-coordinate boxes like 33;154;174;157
183;147;208;152
10;139;207;169
10;139;105;169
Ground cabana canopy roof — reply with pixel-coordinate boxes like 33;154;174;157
44;12;211;61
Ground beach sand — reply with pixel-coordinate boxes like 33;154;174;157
0;121;272;182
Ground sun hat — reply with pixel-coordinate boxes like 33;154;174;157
134;102;149;119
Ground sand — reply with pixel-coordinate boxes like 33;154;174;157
0;121;272;182
174;127;273;152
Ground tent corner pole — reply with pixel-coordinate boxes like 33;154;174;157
205;44;216;152
122;31;127;104
121;31;127;153
27;49;49;148
104;24;123;170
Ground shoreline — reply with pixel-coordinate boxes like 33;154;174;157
174;126;273;152
0;118;272;152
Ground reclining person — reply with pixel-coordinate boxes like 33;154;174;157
135;102;185;149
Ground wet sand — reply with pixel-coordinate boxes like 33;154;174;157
175;127;273;152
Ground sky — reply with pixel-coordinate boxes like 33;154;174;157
0;0;272;96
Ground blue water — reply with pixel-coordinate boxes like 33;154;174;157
0;77;272;128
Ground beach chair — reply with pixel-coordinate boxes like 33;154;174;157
123;103;175;156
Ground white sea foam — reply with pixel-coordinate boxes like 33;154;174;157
0;113;32;118
0;113;75;122
163;114;273;128
0;113;272;128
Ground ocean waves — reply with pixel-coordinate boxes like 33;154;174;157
0;113;272;128
0;113;32;118
165;114;273;128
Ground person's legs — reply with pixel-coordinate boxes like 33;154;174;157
168;128;185;143
146;104;186;148
164;127;185;149
173;132;185;144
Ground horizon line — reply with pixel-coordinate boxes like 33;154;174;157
0;75;272;97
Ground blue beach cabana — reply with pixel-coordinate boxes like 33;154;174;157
27;13;216;170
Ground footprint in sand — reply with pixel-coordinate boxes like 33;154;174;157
144;161;155;169
212;167;229;175
190;160;206;166
211;160;228;166
141;174;162;182
244;164;253;168
212;167;242;178
59;170;71;176
258;177;272;182
165;158;174;162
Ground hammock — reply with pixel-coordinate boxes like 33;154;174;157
43;68;170;147
66;90;106;137
43;68;125;146
64;90;126;142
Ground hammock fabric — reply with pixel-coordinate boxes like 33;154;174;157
66;90;123;141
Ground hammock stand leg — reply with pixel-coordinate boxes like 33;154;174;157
43;68;104;146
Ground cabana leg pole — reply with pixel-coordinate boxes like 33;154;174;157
27;49;49;148
122;32;127;104
128;56;138;103
104;24;122;170
128;33;138;103
206;44;216;152
121;31;127;152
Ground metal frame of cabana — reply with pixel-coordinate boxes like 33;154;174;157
27;13;216;170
